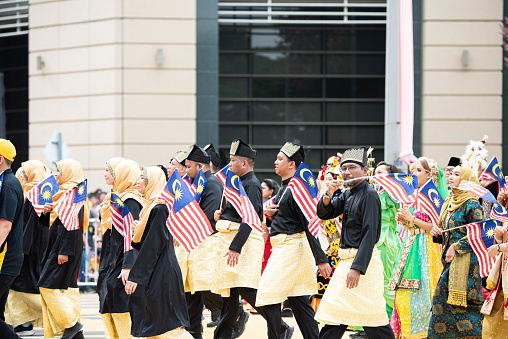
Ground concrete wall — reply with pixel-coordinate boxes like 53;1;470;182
28;0;196;191
421;0;503;166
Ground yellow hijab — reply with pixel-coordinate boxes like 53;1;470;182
115;160;143;203
21;160;51;200
15;167;25;194
50;158;90;230
132;166;166;243
100;157;126;232
439;164;479;226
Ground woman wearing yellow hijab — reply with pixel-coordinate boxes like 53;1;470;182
428;164;485;338
5;160;50;334
98;159;142;339
124;166;192;338
38;158;89;339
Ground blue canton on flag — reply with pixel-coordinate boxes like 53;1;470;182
416;179;445;227
26;174;58;216
479;156;506;192
372;173;418;204
192;169;208;202
215;165;229;186
110;191;134;252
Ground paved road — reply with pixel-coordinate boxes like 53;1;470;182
24;292;353;338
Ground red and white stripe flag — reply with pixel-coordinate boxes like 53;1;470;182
467;220;499;277
110;192;134;252
55;179;87;231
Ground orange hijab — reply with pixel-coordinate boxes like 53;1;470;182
100;157;126;232
21;160;51;201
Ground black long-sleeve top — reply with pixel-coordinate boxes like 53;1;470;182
316;180;381;275
199;170;223;231
219;171;263;253
266;177;328;265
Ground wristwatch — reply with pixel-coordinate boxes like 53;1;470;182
497;244;501;253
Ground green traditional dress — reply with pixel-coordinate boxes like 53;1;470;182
428;198;484;338
375;191;401;318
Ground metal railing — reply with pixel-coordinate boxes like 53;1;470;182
78;218;101;287
0;0;29;38
218;0;387;25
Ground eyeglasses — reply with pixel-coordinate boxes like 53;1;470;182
341;165;360;173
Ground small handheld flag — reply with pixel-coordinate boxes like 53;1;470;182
415;179;445;227
192;170;208;202
215;165;229;186
372;173;418;204
26;175;58;216
456;180;508;223
479;156;506;192
467;219;500;277
182;174;196;195
163;170;213;252
263;197;275;218
55;179;87;231
224;170;264;234
110;191;134;252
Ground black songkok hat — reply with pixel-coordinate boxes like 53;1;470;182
230;139;257;159
186;145;210;164
280;142;305;166
341;147;368;167
171;151;187;166
204;143;221;167
447;157;461;167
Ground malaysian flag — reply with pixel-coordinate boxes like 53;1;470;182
467;219;500;277
372;173;418;205
192;169;207;202
182;174;196;194
415;179;445;227
26;175;58;216
162;170;213;252
224;170;264;234
109;191;134;252
263;197;275;218
215;165;229;186
490;203;508;223
333;216;342;238
479;156;507;192
54;179;87;231
456;180;508;223
287;163;322;237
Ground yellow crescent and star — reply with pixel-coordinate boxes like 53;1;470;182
197;177;205;194
78;184;85;196
115;198;124;207
493;164;502;179
231;175;240;190
493;204;508;216
300;168;316;187
427;188;441;208
402;174;414;186
173;179;183;200
40;181;54;201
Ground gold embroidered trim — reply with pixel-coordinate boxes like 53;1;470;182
281;142;301;158
230;139;240;155
388;235;417;291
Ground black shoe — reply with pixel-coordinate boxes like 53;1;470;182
280;308;293;318
231;311;249;339
207;309;221;328
61;322;83;339
72;331;85;339
349;331;368;338
14;323;34;336
281;325;294;339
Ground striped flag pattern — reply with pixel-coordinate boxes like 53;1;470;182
215;165;229;186
456;180;508;223
263;197;275;217
26;174;58;216
372;174;418;205
55;179;87;231
479;156;507;192
160;170;213;252
109;191;134;252
333;216;342;238
224;170;264;234
183;174;196;195
415;179;445;227
467;219;500;277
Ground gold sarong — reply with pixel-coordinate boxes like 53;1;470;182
5;290;43;328
40;287;82;337
102;312;131;339
212;220;264;297
256;232;317;306
175;244;189;289
315;248;389;327
186;233;218;293
134;326;193;339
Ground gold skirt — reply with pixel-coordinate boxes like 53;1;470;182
102;312;132;339
256;232;317;306
186;233;218;294
482;291;508;339
134;326;193;339
40;287;82;337
174;244;189;289
315;248;389;327
212;220;264;297
5;290;43;328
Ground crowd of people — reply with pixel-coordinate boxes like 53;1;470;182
0;135;506;339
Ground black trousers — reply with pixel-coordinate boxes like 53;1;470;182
186;291;224;337
214;287;289;339
264;295;319;339
0;274;19;339
319;324;395;339
203;290;223;313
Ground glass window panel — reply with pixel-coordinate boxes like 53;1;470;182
253;125;321;145
326;78;384;98
255;149;279;170
303;148;322;171
251;28;286;50
220;54;249;74
326;28;385;51
6;112;28;131
253;53;286;74
219;78;249;98
252;102;321;122
326;126;384;145
251;28;322;51
326;54;385;75
219;102;249;121
255;171;280;185
252;78;285;98
253;53;321;75
288;54;321;74
219;125;248;145
219;28;250;50
253;78;322;98
289;78;322;98
327;103;384;122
